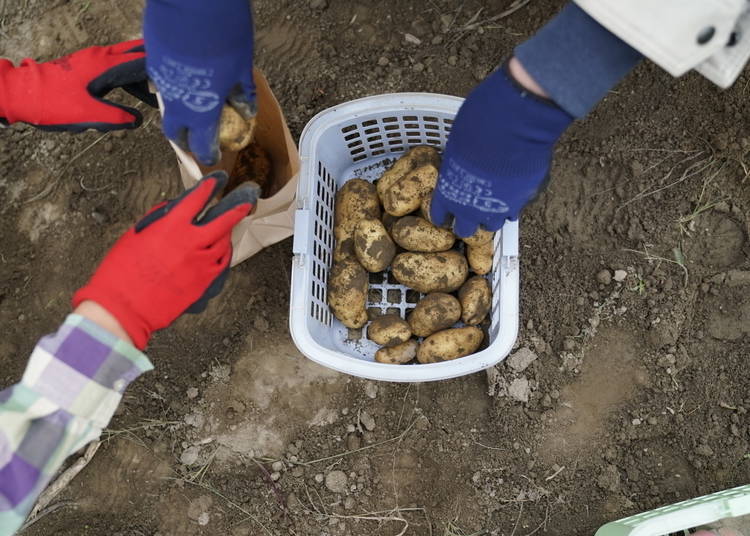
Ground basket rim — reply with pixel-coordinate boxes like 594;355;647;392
299;92;464;159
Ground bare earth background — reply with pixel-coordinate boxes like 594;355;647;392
0;1;749;535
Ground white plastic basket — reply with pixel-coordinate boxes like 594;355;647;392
595;484;750;536
289;93;519;382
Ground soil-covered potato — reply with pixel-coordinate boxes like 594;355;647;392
416;326;484;364
391;216;455;252
375;339;418;364
382;212;398;234
368;314;412;347
459;276;491;325
219;105;256;152
463;228;494;248
334;179;381;262
354;219;396;272
376;145;441;201
392;251;468;293
467;239;493;275
382;164;439;217
328;259;368;328
407;293;462;338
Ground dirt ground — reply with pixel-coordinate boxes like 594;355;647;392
1;0;749;535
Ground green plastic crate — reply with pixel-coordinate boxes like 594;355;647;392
596;485;750;536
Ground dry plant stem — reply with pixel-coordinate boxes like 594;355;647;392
23;441;100;527
296;419;417;466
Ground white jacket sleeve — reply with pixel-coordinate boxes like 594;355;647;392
574;0;750;88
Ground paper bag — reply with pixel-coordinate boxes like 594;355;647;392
160;69;300;266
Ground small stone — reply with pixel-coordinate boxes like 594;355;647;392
309;0;328;9
508;377;530;403
344;496;356;510
292;466;304;478
413;62;425;73
187;387;199;399
346;424;356;433
563;339;576;351
342;408;350;416
314;473;324;483
325;470;348;493
447;55;458;66
103;141;114;152
91;211;107;225
253;316;270;332
631;418;641;426
271;461;284;472
597;464;621;492
347;434;362;451
471;471;481;484
596;270;612;285
404;33;422;45
432;35;443;45
508;347;538;372
197;512;210;526
359;411;376;431
180;446;200;466
112;130;126;139
377;56;389;67
614;270;628;282
270;471;281;481
696;444;714;457
647;416;658;425
364;382;378;399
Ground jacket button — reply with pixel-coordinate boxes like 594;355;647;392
697;26;716;45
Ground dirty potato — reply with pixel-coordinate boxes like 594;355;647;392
382;212;398;234
416;327;484;364
458;276;491;325
375;339;419;364
407;293;461;338
219;105;256;152
354;219;396;272
368;314;412;347
328;259;368;328
462;228;494;248
392;251;468;293
376;145;441;201
392;216;455;252
382;164;439;217
466;239;493;275
334;179;381;262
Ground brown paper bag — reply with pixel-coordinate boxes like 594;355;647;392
160;69;300;266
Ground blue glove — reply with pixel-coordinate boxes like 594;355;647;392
144;0;255;166
431;64;574;238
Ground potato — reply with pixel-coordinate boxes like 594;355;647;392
416;327;484;364
354;219;396;272
328;259;368;328
368;314;412;347
392;216;455;252
466;240;493;275
459;276;491;325
376;145;441;201
383;164;438;217
375;339;418;364
407;293;461;338
463;228;494;248
219;105;256;152
334;179;381;262
392;251;468;293
382;212;398;234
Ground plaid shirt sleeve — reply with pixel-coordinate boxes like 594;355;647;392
0;314;153;535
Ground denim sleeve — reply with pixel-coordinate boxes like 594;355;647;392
515;3;643;118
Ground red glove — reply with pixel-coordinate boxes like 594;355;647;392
0;39;156;132
73;172;259;349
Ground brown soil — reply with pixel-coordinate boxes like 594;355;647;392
1;1;749;535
